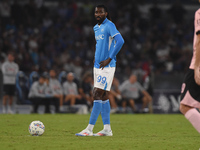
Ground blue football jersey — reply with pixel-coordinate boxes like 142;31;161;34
93;18;120;68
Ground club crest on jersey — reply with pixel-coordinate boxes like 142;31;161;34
101;28;104;32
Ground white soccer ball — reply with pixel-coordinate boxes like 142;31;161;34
29;121;45;136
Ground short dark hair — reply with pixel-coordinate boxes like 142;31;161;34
96;4;108;13
8;51;15;56
41;72;49;79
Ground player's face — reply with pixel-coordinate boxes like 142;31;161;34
94;7;107;24
67;74;74;82
129;75;137;84
8;54;14;62
50;70;56;78
39;77;45;84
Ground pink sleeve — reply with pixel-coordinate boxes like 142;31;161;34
195;10;200;34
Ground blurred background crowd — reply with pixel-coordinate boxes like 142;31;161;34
0;0;199;113
0;0;198;78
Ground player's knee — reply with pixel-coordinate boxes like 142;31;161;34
93;91;102;100
93;88;105;100
179;104;184;114
102;92;108;100
179;104;191;115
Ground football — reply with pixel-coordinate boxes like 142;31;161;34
29;121;45;136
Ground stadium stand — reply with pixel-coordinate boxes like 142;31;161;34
29;71;39;88
16;71;31;104
0;0;199;113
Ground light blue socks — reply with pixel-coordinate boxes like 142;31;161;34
89;100;102;125
101;99;111;125
88;99;111;131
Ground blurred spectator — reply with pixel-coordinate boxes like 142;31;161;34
81;0;93;22
168;0;187;24
63;72;82;106
132;62;146;83
79;71;93;107
56;1;68;20
28;75;50;113
0;1;195;81
43;14;53;28
109;77;122;113
35;0;44;9
29;71;39;88
49;69;64;110
142;71;154;113
24;0;37;20
44;73;60;113
15;71;30;104
11;0;26;26
2;52;19;114
119;74;152;113
149;0;162;21
0;0;11;27
72;57;83;80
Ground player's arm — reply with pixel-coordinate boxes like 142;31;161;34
99;34;124;69
109;34;124;60
194;34;200;85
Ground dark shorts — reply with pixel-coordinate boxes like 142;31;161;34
3;84;16;96
123;96;143;103
180;69;200;108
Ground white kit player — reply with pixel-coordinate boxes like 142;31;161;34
180;0;200;134
76;5;124;136
2;52;19;114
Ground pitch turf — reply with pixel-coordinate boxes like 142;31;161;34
0;114;199;150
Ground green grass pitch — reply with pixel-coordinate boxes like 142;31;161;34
0;114;199;150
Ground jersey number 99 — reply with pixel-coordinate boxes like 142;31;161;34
97;75;107;84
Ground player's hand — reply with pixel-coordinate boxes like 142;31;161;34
194;66;200;85
99;58;112;70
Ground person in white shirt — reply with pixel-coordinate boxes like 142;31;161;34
63;72;82;106
2;52;19;114
28;74;50;113
119;74;152;113
49;69;63;111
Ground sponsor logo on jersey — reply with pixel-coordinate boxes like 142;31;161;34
95;34;104;40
